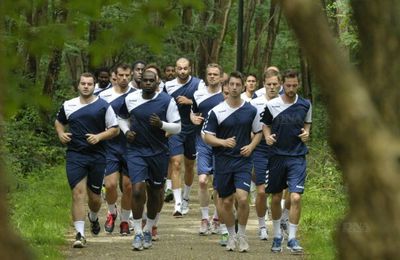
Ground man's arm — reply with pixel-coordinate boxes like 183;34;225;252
240;132;262;157
262;124;276;146
203;133;236;148
55;119;72;144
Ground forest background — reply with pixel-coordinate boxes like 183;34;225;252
2;0;390;259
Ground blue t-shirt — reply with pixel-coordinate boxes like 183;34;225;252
99;86;135;155
164;76;205;132
56;97;118;155
119;90;181;156
250;95;273;157
260;95;312;156
203;100;262;173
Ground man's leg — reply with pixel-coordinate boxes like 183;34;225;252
131;182;147;251
182;157;195;215
104;172;119;233
198;173;210;235
270;192;284;252
236;189;250;252
255;184;268;240
287;192;302;252
120;174;132;235
142;186;162;248
87;185;102;236
170;154;183;216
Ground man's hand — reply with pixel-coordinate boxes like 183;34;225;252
240;145;254;157
149;113;163;128
222;136;236;148
176;95;192;105
125;130;136;143
86;133;100;145
266;134;277;146
58;132;72;144
190;112;204;125
298;128;309;143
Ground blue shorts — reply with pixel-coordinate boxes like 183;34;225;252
168;130;197;160
265;156;307;194
105;152;128;176
215;170;252;198
196;135;214;175
66;151;105;194
126;152;169;189
252;149;269;186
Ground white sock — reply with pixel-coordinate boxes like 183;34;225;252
212;209;219;220
142;211;147;220
258;217;266;229
281;199;286;209
273;219;282;238
237;224;246;236
154;213;160;227
288;222;298;241
282;208;289;221
74;221;85;236
220;223;228;234
166;179;172;190
144;218;156;232
200;207;209;220
133;219;143;235
88;210;98;221
227;225;236;236
108;204;117;215
183;184;191;200
173;188;182;209
250;181;256;192
121;209;131;222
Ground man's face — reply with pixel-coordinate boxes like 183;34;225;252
146;68;160;83
116;68;131;89
283;77;299;98
140;71;158;95
78;76;95;98
98;71;110;88
245;75;257;92
206;67;221;87
264;76;280;99
164;66;175;81
176;60;191;81
132;63;145;83
228;77;243;98
111;72;117;86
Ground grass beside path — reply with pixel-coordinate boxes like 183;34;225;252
8;165;71;259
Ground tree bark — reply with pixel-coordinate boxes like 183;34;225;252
279;0;400;259
242;0;256;69
262;0;281;72
299;48;312;102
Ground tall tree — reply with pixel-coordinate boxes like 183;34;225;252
280;0;400;258
262;0;281;71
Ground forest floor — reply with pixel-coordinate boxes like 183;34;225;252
62;177;306;260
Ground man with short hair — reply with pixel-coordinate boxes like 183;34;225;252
119;70;181;250
190;63;225;236
249;69;281;241
163;65;176;82
203;71;262;252
261;69;312;253
98;63;135;236
240;73;258;101
164;57;205;217
129;60;146;90
55;73;119;248
94;67;112;95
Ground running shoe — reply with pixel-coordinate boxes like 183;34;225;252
132;233;144;251
72;232;86;248
88;214;100;235
237;234;249;252
258;226;268;240
181;199;189;215
164;189;174;202
287;238;303;253
151;226;159;241
211;218;220;234
143;230;152;249
198;219;210;235
120;221;130;236
271;236;284;253
219;233;229;247
104;212;117;233
226;235;237;251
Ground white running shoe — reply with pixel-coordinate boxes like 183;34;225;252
199;219;210;235
181;199;189;215
226;235;237;251
237;234;249;252
258;226;268;240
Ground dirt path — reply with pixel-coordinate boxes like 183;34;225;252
62;178;305;260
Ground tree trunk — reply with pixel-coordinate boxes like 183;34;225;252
242;0;256;70
299;48;312;102
87;20;99;72
262;0;281;72
279;0;400;259
0;3;35;258
210;0;232;63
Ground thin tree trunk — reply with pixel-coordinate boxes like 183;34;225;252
299;48;312;102
210;0;232;63
262;0;281;71
242;0;256;69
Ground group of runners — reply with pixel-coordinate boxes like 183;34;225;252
55;56;312;254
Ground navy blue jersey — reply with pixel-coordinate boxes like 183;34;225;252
99;87;136;155
203;101;262;174
164;76;205;131
120;91;181;156
192;88;224;133
56;97;118;155
250;95;273;157
260;95;312;156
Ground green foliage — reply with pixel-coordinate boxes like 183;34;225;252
8;165;71;259
301;103;347;259
4;107;64;175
